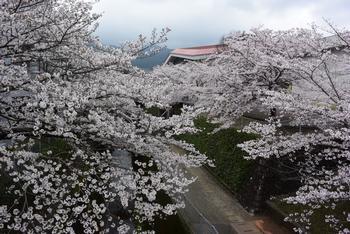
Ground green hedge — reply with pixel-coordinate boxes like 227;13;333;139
176;117;256;193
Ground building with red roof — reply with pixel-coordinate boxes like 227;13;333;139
164;44;226;65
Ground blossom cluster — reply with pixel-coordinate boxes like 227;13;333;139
0;0;211;233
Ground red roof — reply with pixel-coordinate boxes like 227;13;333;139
171;44;226;57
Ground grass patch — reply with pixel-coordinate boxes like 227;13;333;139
176;117;256;193
145;106;166;117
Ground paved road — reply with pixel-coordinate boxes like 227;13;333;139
180;166;261;234
171;145;261;234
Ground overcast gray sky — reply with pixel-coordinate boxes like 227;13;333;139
93;0;350;49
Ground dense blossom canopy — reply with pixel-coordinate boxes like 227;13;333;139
153;25;350;233
0;0;211;233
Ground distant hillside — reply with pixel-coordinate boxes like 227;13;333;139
132;48;172;71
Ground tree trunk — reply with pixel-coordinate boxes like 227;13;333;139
251;105;276;213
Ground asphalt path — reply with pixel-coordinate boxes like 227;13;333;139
172;145;261;234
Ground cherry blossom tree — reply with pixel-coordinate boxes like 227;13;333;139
150;28;325;214
0;0;211;233
151;28;315;127
154;24;350;232
237;26;350;233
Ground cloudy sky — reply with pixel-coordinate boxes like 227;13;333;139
92;0;350;49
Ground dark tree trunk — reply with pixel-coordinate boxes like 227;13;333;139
251;105;277;213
